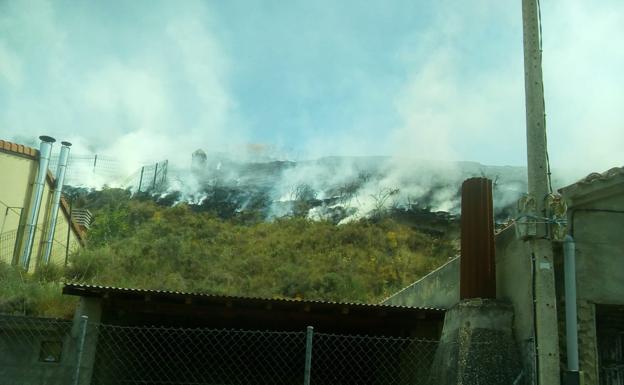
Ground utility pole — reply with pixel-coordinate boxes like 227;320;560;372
521;0;561;384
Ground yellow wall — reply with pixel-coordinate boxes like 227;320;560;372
0;150;82;270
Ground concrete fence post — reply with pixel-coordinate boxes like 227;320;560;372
73;315;88;385
303;326;314;385
70;297;102;385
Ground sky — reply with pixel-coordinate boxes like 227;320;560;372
0;0;622;178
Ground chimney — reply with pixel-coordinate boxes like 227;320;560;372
20;135;56;270
459;177;496;299
42;141;72;265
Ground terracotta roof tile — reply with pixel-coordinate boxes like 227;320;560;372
0;139;39;159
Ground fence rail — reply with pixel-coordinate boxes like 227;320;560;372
0;315;438;385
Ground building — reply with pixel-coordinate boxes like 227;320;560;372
383;167;624;385
0;138;84;270
0;284;445;385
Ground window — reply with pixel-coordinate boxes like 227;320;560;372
39;341;62;363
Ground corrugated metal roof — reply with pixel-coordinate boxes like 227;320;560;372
63;283;444;312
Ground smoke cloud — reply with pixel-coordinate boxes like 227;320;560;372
0;0;244;172
0;0;621;204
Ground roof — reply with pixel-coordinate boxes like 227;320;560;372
63;283;443;312
63;283;445;336
0;139;39;159
0;138;85;242
559;166;624;207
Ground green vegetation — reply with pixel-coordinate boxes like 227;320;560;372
0;188;457;318
0;262;76;318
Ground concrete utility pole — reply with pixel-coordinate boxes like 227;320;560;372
521;0;561;384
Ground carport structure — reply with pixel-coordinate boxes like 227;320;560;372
63;283;445;385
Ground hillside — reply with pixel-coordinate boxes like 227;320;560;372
135;155;532;224
0;188;458;318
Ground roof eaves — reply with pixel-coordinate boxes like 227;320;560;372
62;283;445;312
0;139;38;159
559;166;624;207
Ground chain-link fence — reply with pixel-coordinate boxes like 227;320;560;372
0;230;18;264
93;325;308;385
0;314;439;385
0;315;76;385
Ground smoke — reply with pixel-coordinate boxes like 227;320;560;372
0;0;245;173
541;0;624;177
1;0;621;207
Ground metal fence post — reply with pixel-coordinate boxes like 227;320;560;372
303;326;314;385
152;163;159;189
73;315;89;385
138;167;144;192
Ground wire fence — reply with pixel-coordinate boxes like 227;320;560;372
0;229;18;265
0;315;75;385
49;153;168;191
49;154;122;187
124;159;169;193
0;314;439;385
0;219;73;270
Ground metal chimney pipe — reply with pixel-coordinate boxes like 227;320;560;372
20;135;56;270
42;141;72;265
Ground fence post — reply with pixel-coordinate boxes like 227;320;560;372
152;163;159;189
138;167;144;192
65;197;72;266
303;326;314;385
73;315;88;385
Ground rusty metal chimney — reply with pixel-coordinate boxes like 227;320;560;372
459;177;496;299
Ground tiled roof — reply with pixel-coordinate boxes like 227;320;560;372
0;139;38;158
559;166;624;202
574;167;624;185
558;166;624;209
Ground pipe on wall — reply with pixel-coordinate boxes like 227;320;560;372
20;135;56;270
563;234;579;371
42;141;72;265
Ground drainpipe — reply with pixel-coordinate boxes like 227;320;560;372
20;135;56;270
43;141;72;265
563;234;579;371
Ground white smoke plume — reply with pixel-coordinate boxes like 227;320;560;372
1;0;621;214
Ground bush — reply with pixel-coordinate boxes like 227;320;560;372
0;262;76;318
66;199;457;303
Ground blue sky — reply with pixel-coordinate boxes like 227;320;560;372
0;0;622;177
